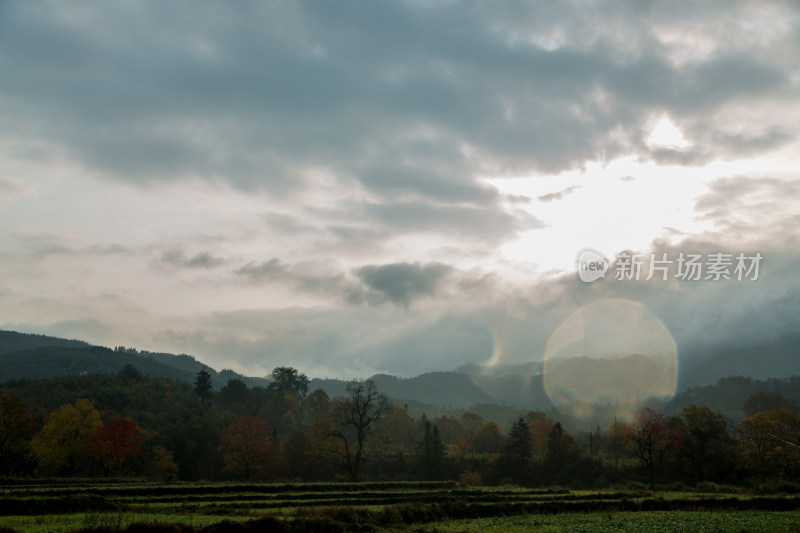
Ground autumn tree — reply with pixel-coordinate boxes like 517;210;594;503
460;412;483;448
305;389;331;423
673;404;733;482
474;421;504;453
738;407;800;479
628;408;682;490
90;417;142;476
30;399;102;474
374;406;420;453
194;368;213;406
0;393;35;474
435;415;464;446
312;379;390;481
148;445;179;482
219;414;280;480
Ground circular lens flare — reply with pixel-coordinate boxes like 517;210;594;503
543;299;677;419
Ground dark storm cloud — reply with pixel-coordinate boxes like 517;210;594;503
236;258;481;308
1;1;794;218
355;262;452;307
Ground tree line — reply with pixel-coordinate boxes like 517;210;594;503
1;364;799;490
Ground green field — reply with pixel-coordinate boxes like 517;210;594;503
1;481;799;532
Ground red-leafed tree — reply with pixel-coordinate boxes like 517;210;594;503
219;414;280;480
90;417;141;476
628;408;682;490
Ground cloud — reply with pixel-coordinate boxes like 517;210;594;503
355;262;452;307
693;176;800;245
538;186;581;203
160;249;226;270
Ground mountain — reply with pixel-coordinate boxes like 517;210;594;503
542;353;676;408
0;330;90;354
679;334;800;389
0;345;197;383
0;330;263;388
310;371;497;409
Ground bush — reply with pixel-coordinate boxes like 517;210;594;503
458;470;482;487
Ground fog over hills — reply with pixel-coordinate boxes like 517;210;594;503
3;329;798;416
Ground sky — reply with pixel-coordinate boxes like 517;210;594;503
1;0;799;380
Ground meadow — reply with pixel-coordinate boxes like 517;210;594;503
1;481;800;533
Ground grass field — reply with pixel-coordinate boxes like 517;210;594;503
1;481;799;532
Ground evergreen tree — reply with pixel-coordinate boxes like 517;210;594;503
194;367;213;406
504;417;532;483
418;417;445;480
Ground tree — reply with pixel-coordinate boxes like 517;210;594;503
545;422;577;482
504;417;533;483
738;407;800;479
219;414;280;480
194;367;213;406
418;417;446;480
306;389;331;423
474;421;504;453
313;379;391;481
743;392;799;418
460;412;483;447
674;404;732;482
30;399;102;474
219;379;249;414
374;405;420;453
435;415;464;445
268;367;310;403
148;445;179;482
118;364;143;384
0;393;35;474
90;417;142;475
628;408;682;490
508;418;532;462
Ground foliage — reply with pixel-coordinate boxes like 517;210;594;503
267;367;310;403
193;368;213;406
29;399;102;474
218;414;280;480
0;393;35;473
312;379;391;481
627;408;682;490
90;417;142;475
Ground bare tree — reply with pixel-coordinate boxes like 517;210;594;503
316;379;391;481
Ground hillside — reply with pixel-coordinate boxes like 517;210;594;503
310;372;497;409
0;345;198;383
0;330;90;354
0;330;262;388
679;334;800;389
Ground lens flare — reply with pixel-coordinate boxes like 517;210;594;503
543;299;678;419
485;329;503;367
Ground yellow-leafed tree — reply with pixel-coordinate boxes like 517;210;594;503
30;399;101;474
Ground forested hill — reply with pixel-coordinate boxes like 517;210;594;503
0;330;264;388
0;330;90;354
0;345;198;383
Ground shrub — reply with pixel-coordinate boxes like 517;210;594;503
458;470;482;487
